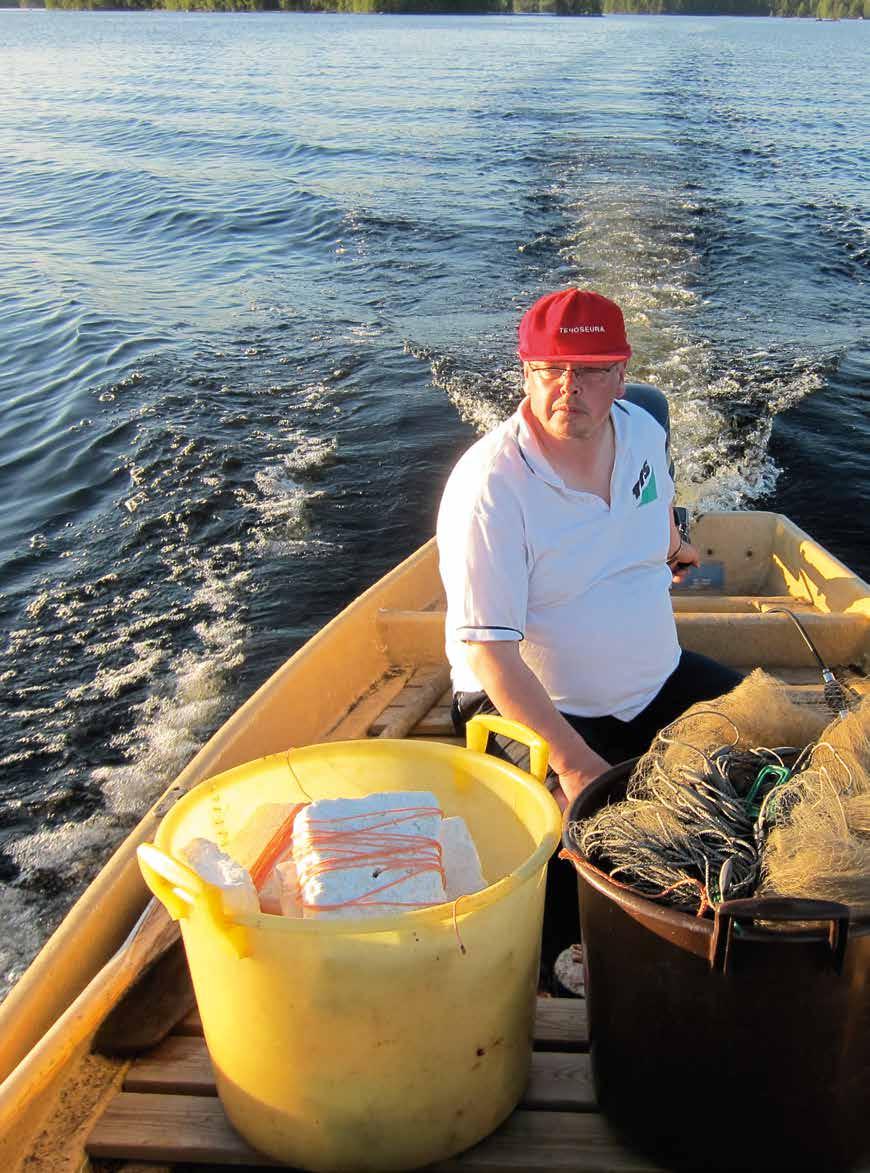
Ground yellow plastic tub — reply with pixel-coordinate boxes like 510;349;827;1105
138;715;561;1172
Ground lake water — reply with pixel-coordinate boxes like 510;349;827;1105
0;9;867;997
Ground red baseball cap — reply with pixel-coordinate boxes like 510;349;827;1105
517;289;632;364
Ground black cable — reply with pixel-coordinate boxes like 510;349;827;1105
766;607;859;718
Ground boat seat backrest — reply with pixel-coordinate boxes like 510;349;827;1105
622;382;674;480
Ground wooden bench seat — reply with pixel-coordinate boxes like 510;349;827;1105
376;606;870;672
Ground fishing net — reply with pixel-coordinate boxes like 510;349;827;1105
758;700;870;915
810;697;870;779
573;779;757;915
567;672;868;918
631;669;830;785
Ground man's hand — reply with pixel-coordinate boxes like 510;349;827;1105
668;539;701;584
554;753;611;811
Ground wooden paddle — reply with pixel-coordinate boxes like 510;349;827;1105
0;896;190;1132
93;899;193;1056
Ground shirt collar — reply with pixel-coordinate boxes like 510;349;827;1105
514;398;630;491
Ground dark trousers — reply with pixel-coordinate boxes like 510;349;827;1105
451;651;744;973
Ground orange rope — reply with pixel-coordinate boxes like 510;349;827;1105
452;894;467;955
295;805;446;910
250;803;307;891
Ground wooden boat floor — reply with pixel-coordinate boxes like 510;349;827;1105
86;994;673;1172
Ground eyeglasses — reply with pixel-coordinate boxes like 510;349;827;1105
528;363;619;388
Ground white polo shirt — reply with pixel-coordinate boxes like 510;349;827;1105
437;398;680;722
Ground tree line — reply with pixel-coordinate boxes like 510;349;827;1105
8;0;866;19
12;0;601;10
602;0;866;15
11;0;603;11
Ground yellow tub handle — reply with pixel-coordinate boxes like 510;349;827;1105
465;715;550;785
137;843;250;960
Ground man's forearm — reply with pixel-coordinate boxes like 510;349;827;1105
464;642;604;779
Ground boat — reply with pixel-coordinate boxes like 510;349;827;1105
0;509;868;1171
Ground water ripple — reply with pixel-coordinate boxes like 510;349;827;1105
1;8;868;1000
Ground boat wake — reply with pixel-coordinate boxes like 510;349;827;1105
0;349;344;999
412;173;832;521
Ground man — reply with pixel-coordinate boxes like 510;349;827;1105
437;289;742;809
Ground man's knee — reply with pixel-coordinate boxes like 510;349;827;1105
451;689;495;736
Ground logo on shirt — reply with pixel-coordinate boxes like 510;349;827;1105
632;459;658;506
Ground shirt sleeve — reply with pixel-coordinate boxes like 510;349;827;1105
437;469;528;644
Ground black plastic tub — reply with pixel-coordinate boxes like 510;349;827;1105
562;759;870;1173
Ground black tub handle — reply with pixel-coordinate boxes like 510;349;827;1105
710;896;850;975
